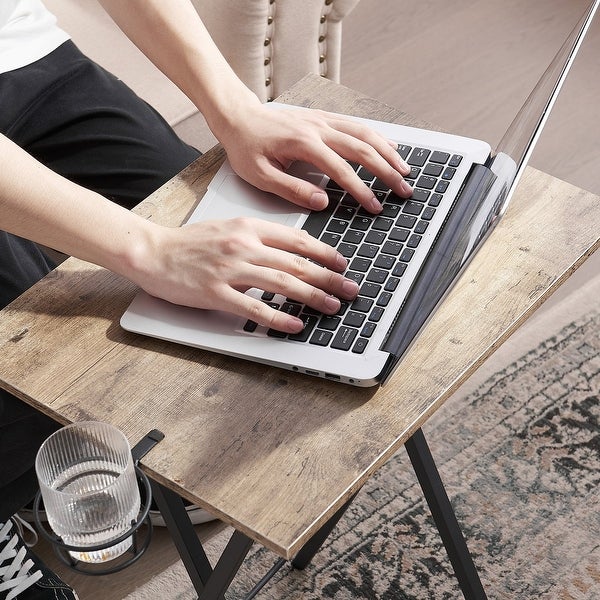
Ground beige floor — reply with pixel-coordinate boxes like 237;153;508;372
34;1;599;598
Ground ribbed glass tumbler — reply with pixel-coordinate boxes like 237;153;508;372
35;421;141;563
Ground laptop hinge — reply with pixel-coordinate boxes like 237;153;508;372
378;163;498;384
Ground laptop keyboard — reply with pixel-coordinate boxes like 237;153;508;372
242;144;463;353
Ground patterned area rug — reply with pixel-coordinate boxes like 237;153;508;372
128;305;600;599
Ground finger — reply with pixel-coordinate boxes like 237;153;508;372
319;126;414;199
252;220;348;272
221;287;307;333
242;249;359;303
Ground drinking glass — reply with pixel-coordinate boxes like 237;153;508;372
35;421;141;563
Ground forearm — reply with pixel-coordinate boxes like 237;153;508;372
0;134;155;282
97;0;259;141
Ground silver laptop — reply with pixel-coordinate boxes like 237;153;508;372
121;1;597;387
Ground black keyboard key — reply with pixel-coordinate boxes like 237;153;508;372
319;315;341;330
358;244;378;258
243;320;258;332
430;151;450;164
325;179;343;191
399;248;415;262
369;306;385;322
349;257;372;272
372;178;390;191
310;329;333;346
365;230;385;245
449;154;463;167
415;220;429;234
359;281;382;298
302;199;337;239
261;291;276;301
384;277;400;291
337;301;350;315
381;241;403;256
442;167;456;180
337;243;357;258
342;229;364;244
281;302;302;316
380;203;401;218
326;219;350;233
423;163;443;177
409;166;421;179
429;193;443;207
397;144;412;160
376;292;393;307
366;268;388;284
389;227;410;242
407;234;422;248
410;188;431;202
331;327;358;351
372;217;394;231
403;201;424;216
343;311;366;328
422;207;436;220
288;314;318;342
267;328;287;338
392;262;407;277
320;232;341;246
345;271;364;284
334;205;356;220
374;254;395;269
396;214;417;229
435;180;450;193
361;322;377;337
357;166;375;181
407;147;430;167
351;296;374;312
415;176;437;190
350;216;372;231
352;337;369;354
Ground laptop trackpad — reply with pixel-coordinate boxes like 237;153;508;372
187;165;318;228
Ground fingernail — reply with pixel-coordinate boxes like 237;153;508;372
369;196;383;213
341;279;359;298
335;253;348;271
309;192;328;209
401;180;413;196
324;295;341;312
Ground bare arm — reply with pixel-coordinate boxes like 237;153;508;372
98;0;412;212
0;134;357;333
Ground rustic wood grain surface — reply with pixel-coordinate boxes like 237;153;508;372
0;76;598;561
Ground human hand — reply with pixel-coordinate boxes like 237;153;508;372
137;217;359;333
217;103;413;214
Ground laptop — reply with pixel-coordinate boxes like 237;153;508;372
121;1;598;387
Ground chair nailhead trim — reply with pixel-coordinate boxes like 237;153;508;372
264;0;276;96
319;0;334;77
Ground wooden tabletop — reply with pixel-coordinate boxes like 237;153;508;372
1;75;598;559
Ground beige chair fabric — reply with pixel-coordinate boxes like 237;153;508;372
192;0;360;102
45;0;360;122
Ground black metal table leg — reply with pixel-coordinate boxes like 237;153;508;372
291;491;359;570
198;529;254;600
150;482;214;593
405;428;488;600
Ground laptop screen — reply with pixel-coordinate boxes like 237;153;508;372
379;0;599;384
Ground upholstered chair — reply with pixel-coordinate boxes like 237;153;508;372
46;0;360;140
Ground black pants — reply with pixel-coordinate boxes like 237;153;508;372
0;41;200;520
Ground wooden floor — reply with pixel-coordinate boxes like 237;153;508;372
35;1;599;598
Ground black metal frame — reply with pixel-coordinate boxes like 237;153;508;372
150;427;487;600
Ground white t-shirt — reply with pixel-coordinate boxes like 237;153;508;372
0;0;69;73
